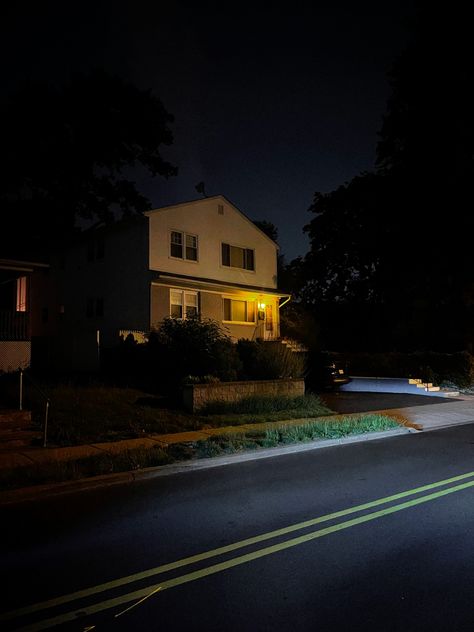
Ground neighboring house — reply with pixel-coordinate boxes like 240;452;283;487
44;195;290;370
0;258;50;372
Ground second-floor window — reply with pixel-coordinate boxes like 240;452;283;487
222;243;255;271
170;231;198;261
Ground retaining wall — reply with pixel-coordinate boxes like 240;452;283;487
182;378;305;413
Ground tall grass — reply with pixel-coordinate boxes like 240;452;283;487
200;394;331;416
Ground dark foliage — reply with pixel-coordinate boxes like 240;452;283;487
237;339;306;380
147;318;241;390
332;351;474;389
295;8;474;352
0;69;176;255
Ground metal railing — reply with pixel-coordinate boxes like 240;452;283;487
19;369;50;447
0;310;29;340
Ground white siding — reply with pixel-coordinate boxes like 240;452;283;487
147;197;278;289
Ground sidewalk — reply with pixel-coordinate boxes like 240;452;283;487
0;413;409;473
1;396;474;500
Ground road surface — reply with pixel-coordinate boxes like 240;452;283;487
2;422;474;631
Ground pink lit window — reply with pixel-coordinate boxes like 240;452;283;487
16;276;27;312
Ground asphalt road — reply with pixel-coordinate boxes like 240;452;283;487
2;423;474;631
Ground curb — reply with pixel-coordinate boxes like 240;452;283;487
0;426;411;506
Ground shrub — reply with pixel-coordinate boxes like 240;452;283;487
237;340;306;380
147;318;242;390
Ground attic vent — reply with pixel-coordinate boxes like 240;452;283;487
218;204;224;215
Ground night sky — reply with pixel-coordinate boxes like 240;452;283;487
2;1;416;260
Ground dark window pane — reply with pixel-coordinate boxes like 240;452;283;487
96;298;104;317
186;234;198;260
186;306;198;318
171;243;183;258
230;246;244;268
222;243;230;266
245;249;255;270
171;232;183;258
170;304;182;318
87;242;94;262
86;298;94;317
96;236;105;259
223;298;231;320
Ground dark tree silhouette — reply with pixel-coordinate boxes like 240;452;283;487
253;220;279;244
0;69;177;255
301;8;474;351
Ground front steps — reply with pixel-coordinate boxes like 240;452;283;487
279;338;308;353
408;378;441;392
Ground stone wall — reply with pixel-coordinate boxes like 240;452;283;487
182;378;305;413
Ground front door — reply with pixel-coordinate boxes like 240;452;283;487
264;304;273;339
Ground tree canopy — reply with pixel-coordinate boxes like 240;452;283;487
0;69;177;255
298;9;474;351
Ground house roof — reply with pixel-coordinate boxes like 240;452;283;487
0;258;49;272
144;195;280;249
151;271;290;299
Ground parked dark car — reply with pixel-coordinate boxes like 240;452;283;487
306;352;351;392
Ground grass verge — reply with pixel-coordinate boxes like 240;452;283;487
0;413;403;492
4;383;333;446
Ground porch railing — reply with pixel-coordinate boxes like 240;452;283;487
0;310;29;340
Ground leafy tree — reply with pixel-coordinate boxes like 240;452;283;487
0;69;177;254
253;220;278;243
300;8;474;351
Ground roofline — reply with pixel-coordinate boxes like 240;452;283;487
144;195;279;249
0;258;49;271
151;270;289;297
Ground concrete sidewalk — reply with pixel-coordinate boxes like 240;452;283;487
0;413;409;472
371;395;474;432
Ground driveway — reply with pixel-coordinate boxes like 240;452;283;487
320;391;455;414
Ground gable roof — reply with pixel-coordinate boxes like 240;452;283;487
144;195;279;249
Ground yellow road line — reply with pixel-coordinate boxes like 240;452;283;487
3;469;474;624
14;477;474;632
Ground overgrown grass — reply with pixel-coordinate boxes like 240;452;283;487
193;413;400;457
33;385;205;446
0;446;172;491
199;394;333;427
201;393;330;415
0;413;402;492
3;381;335;446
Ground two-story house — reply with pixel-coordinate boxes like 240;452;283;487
41;196;290;370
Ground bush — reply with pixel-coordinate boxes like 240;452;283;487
147;318;242;390
237;340;306;380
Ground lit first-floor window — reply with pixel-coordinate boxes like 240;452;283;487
223;298;255;323
170;290;198;319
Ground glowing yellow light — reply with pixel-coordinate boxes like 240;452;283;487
258;302;266;310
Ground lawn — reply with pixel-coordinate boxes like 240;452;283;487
0;379;406;492
11;382;334;446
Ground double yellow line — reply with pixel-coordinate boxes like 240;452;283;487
4;470;474;631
